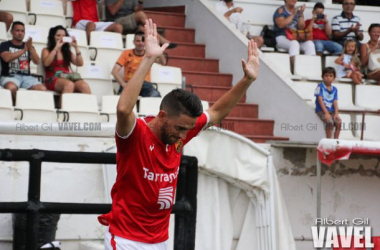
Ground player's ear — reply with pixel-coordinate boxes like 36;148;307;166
157;110;168;119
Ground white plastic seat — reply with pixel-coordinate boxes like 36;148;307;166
339;113;360;140
76;61;114;107
89;31;124;64
0;0;29;25
264;53;301;80
0;89;15;121
24;25;50;74
0;22;8;43
125;34;135;49
333;83;363;110
101;95;137;123
359;114;380;141
15;90;57;122
29;0;66;27
201;100;209;111
294;55;322;81
150;64;182;97
61;93;100;122
355;85;380;110
324;56;352;83
138;97;163;116
290;81;318;108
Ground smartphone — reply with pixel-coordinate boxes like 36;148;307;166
62;36;73;43
317;14;325;20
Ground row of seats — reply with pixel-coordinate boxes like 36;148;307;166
0;0;71;28
0;90;210;123
290;82;380;141
265;53;376;84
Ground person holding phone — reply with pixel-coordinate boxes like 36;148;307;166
42;25;91;98
305;2;343;56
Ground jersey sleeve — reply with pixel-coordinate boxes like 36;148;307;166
182;112;210;146
115;117;139;153
334;87;338;101
314;84;323;97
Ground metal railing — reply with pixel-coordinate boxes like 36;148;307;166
0;149;198;250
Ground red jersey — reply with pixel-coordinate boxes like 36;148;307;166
72;0;99;27
305;19;329;41
99;112;209;243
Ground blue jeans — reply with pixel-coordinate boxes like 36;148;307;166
313;40;343;55
118;81;161;97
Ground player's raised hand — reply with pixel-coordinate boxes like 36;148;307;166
242;39;259;82
144;19;169;58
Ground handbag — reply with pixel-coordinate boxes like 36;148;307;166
59;72;82;82
368;49;380;71
285;28;313;42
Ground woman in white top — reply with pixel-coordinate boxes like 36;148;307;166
360;23;380;85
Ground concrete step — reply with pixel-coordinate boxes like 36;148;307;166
168;56;219;72
183;71;232;87
188;85;246;103
145;6;186;14
145;11;185;28
209;102;259;118
166;42;205;58
220;117;274;136
160;26;195;43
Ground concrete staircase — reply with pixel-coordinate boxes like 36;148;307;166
145;7;288;143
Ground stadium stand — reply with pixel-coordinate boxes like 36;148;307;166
334;83;364;111
60;93;101;122
24;25;49;74
29;0;66;27
125;34;135;49
138;97;163;117
67;28;91;61
89;31;123;64
264;52;301;80
294;55;323;81
355;85;380;110
150;63;182;97
324;56;353;83
0;22;8;43
101;95;137;123
0;0;29;25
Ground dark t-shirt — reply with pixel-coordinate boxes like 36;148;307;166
273;5;300;37
105;0;138;21
0;41;31;76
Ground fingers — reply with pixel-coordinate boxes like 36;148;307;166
153;23;157;40
241;59;246;70
161;43;169;51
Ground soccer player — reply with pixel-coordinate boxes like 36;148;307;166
98;19;260;249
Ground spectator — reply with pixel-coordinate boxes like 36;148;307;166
0;21;46;104
104;0;177;48
111;32;165;96
315;67;341;139
41;25;91;95
273;0;316;69
71;0;123;44
331;0;363;48
305;2;342;56
335;40;363;84
0;11;13;31
360;23;380;85
215;0;264;48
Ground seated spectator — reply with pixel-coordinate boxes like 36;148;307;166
331;0;363;48
215;0;264;48
305;2;342;56
0;21;46;104
71;0;123;44
0;11;13;31
41;25;91;96
335;40;363;84
360;23;380;85
315;67;341;139
273;0;316;69
111;32;165;96
105;0;177;48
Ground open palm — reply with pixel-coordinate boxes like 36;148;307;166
242;40;260;81
144;19;169;58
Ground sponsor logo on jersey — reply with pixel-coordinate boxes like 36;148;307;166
143;167;180;183
157;186;174;210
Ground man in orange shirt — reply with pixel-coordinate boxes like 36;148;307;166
111;32;166;96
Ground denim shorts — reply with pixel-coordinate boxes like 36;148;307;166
0;74;40;89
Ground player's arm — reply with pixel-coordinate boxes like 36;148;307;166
116;19;169;137
206;40;259;128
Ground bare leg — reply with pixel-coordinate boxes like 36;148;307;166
290;56;295;74
29;84;47;91
3;82;18;105
85;22;96;45
73;80;91;94
104;23;123;34
325;123;333;138
54;78;75;108
367;70;380;85
334;121;341;139
0;11;13;31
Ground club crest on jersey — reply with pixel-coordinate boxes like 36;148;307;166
157;187;174;210
175;140;183;153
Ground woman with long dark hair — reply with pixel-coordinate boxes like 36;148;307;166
42;25;90;94
360;23;380;85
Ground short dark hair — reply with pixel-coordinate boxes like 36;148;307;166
322;67;336;78
313;2;325;11
342;0;356;4
160;89;203;118
11;21;25;31
368;23;380;33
